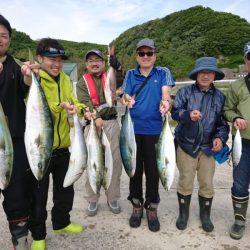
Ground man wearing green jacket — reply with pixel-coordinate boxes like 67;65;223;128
22;38;91;250
224;41;250;240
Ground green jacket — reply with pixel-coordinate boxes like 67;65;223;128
39;69;87;149
223;77;250;139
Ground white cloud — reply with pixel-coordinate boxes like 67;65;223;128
0;0;249;44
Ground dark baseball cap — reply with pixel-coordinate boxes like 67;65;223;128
136;38;156;51
85;49;104;61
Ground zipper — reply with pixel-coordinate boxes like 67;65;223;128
56;79;62;148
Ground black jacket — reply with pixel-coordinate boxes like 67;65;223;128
0;53;29;138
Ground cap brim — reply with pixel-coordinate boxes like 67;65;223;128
41;53;68;60
136;45;155;51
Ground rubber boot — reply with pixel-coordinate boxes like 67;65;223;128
146;203;160;232
9;217;29;250
176;193;191;230
129;198;143;228
230;195;249;240
199;195;214;232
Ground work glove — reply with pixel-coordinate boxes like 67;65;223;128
109;55;121;71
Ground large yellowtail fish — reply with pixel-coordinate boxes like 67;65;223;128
0;103;13;190
120;106;136;177
156;114;176;191
63;113;87;187
86;118;105;194
104;46;116;107
25;73;53;181
101;129;113;190
232;128;242;166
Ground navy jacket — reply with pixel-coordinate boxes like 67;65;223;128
171;83;229;158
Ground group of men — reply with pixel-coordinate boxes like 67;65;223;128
0;13;250;250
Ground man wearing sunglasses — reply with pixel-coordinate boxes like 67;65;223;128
76;49;123;217
224;41;250;240
121;38;175;232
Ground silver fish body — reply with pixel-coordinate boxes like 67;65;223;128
156;115;176;191
101;129;113;190
119;107;136;178
63;113;87;187
25;73;53;181
86;118;105;194
0;103;13;190
104;67;116;107
232;128;242;167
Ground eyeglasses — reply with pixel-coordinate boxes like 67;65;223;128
137;51;155;57
246;53;250;61
86;59;103;64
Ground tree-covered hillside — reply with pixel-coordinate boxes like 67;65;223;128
112;6;250;79
9;5;250;79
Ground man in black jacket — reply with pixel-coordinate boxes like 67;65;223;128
0;14;32;250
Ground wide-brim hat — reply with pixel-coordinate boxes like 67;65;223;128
85;49;104;61
188;57;225;80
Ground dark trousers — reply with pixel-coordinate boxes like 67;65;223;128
29;148;74;240
2;138;32;219
128;134;160;208
231;140;250;198
2;138;33;244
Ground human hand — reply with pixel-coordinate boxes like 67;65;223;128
109;55;121;71
95;117;104;130
212;138;223;152
21;61;40;76
160;100;170;115
234;118;248;130
190;110;202;122
121;94;135;108
61;102;77;115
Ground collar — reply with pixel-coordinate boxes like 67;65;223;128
135;65;156;77
194;82;215;94
0;55;7;64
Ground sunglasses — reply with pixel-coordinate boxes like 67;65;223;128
45;47;65;55
137;51;155;57
246;53;250;61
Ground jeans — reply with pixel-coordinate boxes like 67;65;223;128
231;140;250;198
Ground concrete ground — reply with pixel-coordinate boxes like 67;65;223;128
0;159;250;250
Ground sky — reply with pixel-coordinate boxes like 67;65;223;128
1;0;249;45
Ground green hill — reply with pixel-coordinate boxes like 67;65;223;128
9;5;250;79
112;6;250;79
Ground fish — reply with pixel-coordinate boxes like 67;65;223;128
232;128;242;166
192;119;203;154
63;113;88;187
156;114;176;191
86;118;105;194
0;102;13;190
119;106;137;177
25;73;54;181
101;129;113;190
104;46;117;107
